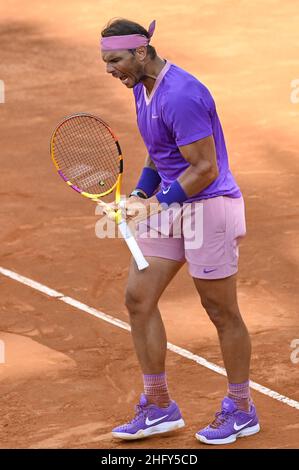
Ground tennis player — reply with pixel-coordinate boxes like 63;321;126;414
101;19;260;444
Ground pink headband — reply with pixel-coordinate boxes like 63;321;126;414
101;20;156;51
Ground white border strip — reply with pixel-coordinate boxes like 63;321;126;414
1;266;299;411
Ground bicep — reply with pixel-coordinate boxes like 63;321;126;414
179;135;218;170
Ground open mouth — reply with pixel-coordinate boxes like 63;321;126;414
120;75;129;85
111;72;131;85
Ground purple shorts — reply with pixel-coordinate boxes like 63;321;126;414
136;196;246;279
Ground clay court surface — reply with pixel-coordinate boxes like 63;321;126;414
0;0;298;449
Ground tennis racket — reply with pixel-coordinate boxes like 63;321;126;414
50;112;149;271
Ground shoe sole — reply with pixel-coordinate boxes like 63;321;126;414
112;418;185;440
195;423;260;445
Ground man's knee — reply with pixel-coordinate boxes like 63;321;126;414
125;288;154;316
201;297;241;330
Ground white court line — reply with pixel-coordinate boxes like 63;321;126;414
1;265;299;411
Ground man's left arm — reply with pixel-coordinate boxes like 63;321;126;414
124;135;219;221
177;134;219;197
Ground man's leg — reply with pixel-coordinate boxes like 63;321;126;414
126;256;183;398
112;256;185;440
193;274;259;444
193;274;251;386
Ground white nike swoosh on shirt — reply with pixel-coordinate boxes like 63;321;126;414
162;187;170;194
152;115;159;119
145;415;168;426
233;419;253;431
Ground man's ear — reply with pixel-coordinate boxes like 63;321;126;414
135;46;147;62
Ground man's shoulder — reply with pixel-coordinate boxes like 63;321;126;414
164;63;212;103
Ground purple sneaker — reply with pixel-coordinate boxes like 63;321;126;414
196;396;260;445
112;393;185;440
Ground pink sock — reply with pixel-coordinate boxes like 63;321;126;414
143;372;171;408
228;380;251;412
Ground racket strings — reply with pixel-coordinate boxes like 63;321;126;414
66;117;118;185
59;116;119;188
53;115;120;194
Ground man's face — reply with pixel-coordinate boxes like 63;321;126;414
101;49;144;88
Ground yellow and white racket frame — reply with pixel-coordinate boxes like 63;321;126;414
50;113;149;270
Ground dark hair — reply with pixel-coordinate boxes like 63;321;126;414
101;18;157;59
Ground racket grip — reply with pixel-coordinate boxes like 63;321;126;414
118;220;149;270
